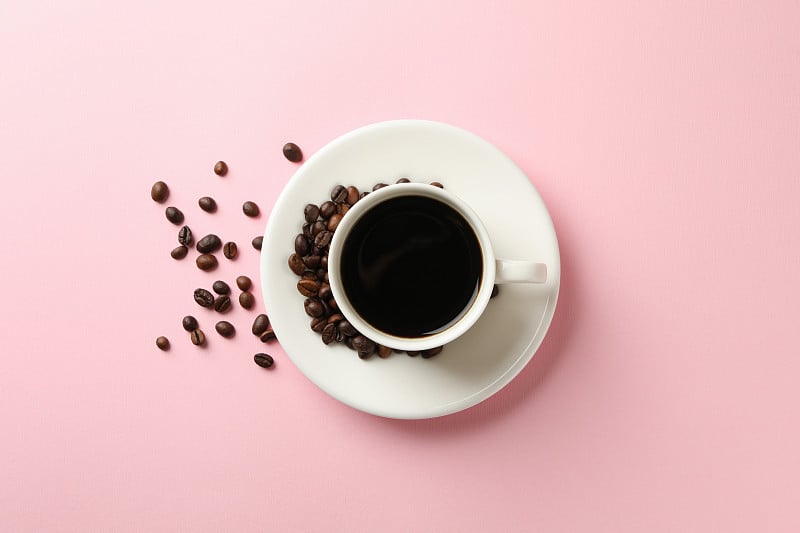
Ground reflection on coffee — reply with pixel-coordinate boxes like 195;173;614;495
340;195;482;338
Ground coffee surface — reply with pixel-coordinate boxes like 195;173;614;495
341;195;482;337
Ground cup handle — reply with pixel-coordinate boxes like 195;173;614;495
495;259;547;284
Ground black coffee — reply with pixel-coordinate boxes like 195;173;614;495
340;195;482;337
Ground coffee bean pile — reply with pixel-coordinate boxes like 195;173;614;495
288;179;455;360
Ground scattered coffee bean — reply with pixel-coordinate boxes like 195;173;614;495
171;245;188;260
214;161;228;176
310;317;327;333
422;346;443;358
304;204;320;223
372;183;388;191
406;351;421;357
215;321;235;338
314;230;332;248
222;241;238;259
213;295;231;313
294;234;309;255
302;223;313;240
327;213;343;232
359;191;369;200
345;186;359;205
304;255;321;269
196;234;222;254
182;315;199;332
336;203;350;216
304;298;325;318
239;291;255;309
377;345;392;358
259;327;276;342
352;335;376;354
252;236;263;250
302;271;317;280
321;323;337;345
242;201;260;217
165;206;184;225
193;288;215;308
338;320;357;337
297;279;319;297
318;283;332;301
212;280;230;295
319;201;336;219
252;314;270;336
151;181;169;203
491;284;499;298
320;255;328;269
191;329;206;346
396;177;410;184
196;254;218;271
331;185;347;203
326;313;343;324
282;142;303;163
178;225;193;246
430;181;444;189
156;336;170;351
328;296;337;309
357;351;374;360
254;352;275;368
198;196;217;213
236;275;252;291
311;220;326;237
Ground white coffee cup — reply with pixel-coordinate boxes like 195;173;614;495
328;183;547;351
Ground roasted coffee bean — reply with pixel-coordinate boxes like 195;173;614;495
198;196;217;213
252;236;263;250
239;291;255;309
338;320;357;337
351;335;375;354
213;295;231;313
254;352;275;368
372;183;388;191
396;177;410;184
151;181;169;203
182;315;199;332
287;253;305;275
236;275;252;291
336;203;349;216
302;271;316;280
335;329;345;343
243;201;260;217
304;298;324;318
318;283;332;301
430;181;444;189
165;206;184;225
282;142;303;162
327;213;343;232
311;245;324;256
171;245;188;260
357;351;374;360
293;234;309;255
328;297;337;310
331;185;347;203
215;320;235;338
406;351;421;357
320;255;328;269
345;186;359;205
214;160;228;176
196;254;218;271
310;316;327;332
311;220;326;238
359;191;369;200
304;255;321;269
326;313;343;324
212;280;230;295
252;314;270;335
196;234;222;254
259;327;276;342
491;284;499;298
190;329;206;346
319;201;336;219
302;223;313;240
377;345;392;358
223;241;238;259
422;346;443;358
297;279;319;297
316;269;326;281
321;323;337;344
178;225;193;246
304;204;320;223
314;231;332;248
156;336;170;351
193;288;215;307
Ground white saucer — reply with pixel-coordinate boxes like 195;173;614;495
260;120;560;419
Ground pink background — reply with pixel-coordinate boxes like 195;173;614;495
2;1;799;531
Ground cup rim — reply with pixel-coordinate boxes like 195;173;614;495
328;183;496;351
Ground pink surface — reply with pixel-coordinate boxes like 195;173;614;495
2;1;799;531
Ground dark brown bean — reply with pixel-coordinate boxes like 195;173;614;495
196;254;218;271
406;351;421;357
156;336;170;351
215;321;235;338
223;242;238;259
359;191;369;200
328;296;337;310
151;181;169;203
252;236;263;250
338;320;357;337
318;283;332;301
315;268;326;281
357;351;374;360
178;225;193;246
304;298;324;318
259;327;276;342
396;177;410;184
330;185;347;203
311;220;326;237
294;234;310;255
302;271;317;280
304;204;320;223
377;345;392;358
491;284;499;298
196;234;222;254
422;346;443;358
319;201;336;219
326;313;343;324
345;186;359;205
191;329;206;346
236;275;252;291
321;323;337;345
214;161;228;176
239;291;255;309
165;206;184;225
193;288;215;307
430;181;444;189
254;352;275;368
282;142;303;162
304;255;321;269
302;223;313;240
252;314;270;336
320;255;328;269
351;335;375;354
372;183;388;191
327;213;343;232
212;280;230;295
213;295;231;313
171;245;188;260
243;201;260;217
297;279;319;297
314;231;332;248
182;315;198;332
336;203;349;216
198;196;217;212
310;316;327;333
